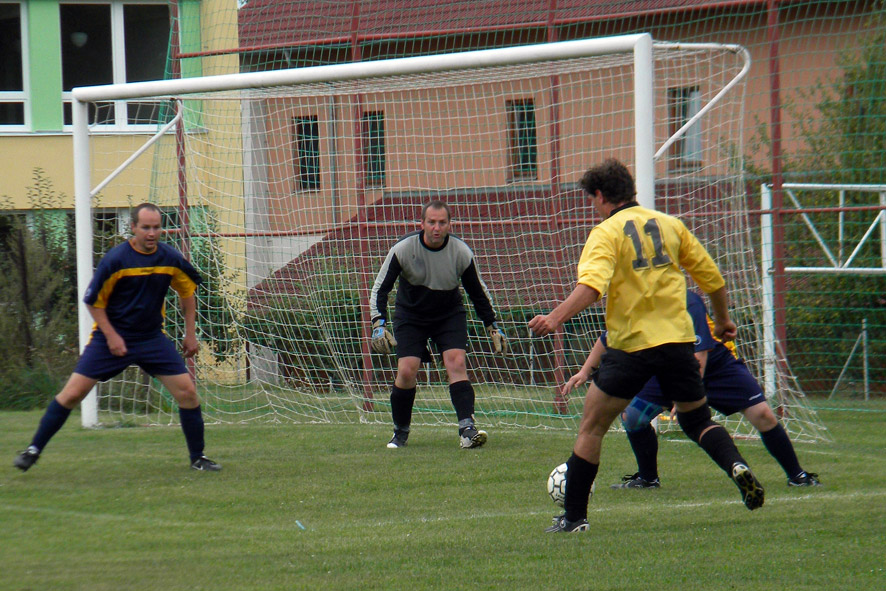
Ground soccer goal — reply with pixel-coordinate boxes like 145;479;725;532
71;33;826;440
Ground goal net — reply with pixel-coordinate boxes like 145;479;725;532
73;34;828;441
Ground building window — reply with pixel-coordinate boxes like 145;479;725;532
668;86;703;169
507;99;538;181
361;111;385;188
0;2;26;128
292;116;320;191
61;1;171;128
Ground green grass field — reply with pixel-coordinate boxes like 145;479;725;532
2;402;884;591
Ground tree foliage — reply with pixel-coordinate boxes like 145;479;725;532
0;171;79;408
746;10;886;396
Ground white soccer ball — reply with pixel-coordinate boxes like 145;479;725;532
546;462;594;507
547;463;568;507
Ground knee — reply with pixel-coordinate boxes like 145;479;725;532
676;404;716;443
578;417;607;439
442;350;466;372
394;365;418;390
396;358;421;386
579;403;625;439
174;383;199;408
621;398;662;432
56;391;86;409
56;384;92;408
395;370;418;389
745;403;778;431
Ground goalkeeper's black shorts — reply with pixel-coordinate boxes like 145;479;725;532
393;311;468;360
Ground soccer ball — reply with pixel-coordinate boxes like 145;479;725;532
546;462;594;507
547;463;568;507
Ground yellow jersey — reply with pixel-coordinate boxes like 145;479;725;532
576;203;725;352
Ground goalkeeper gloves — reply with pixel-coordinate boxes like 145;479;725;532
487;322;508;355
370;319;397;354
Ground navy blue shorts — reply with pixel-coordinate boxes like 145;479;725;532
637;356;765;416
393;312;468;360
594;342;706;403
74;331;189;381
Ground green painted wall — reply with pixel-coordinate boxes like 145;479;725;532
178;0;204;79
28;0;63;131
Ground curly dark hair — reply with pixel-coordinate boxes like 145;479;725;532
578;159;637;204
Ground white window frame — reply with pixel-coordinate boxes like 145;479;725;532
668;85;704;168
0;1;30;132
682;87;703;163
93;207;131;237
61;0;169;132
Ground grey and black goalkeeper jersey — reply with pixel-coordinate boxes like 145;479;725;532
370;231;497;326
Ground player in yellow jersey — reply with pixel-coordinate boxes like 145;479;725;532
529;159;764;533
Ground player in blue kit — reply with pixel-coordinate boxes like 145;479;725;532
13;203;220;472
563;290;820;489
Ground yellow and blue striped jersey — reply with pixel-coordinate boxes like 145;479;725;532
576;203;725;352
83;241;202;336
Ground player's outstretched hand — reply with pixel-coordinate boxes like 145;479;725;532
370;319;397;354
487;323;508;355
528;314;557;337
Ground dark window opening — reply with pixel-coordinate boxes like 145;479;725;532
293;116;321;191
507;99;538;181
361;111;386;188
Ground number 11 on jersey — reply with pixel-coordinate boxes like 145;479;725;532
623;219;673;270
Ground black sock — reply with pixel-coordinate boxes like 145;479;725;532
564;453;598;522
390;385;416;432
30;399;72;452
627;424;659;481
449;380;475;433
179;406;205;461
760;423;803;478
697;425;746;475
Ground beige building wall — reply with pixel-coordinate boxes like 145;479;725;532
2;4;869;219
1;0;240;211
254;54;745;227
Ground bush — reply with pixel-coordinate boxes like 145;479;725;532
0;170;79;408
0;362;73;410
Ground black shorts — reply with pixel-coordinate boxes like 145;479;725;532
393;312;468;360
593;342;706;403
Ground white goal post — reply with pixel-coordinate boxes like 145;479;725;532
71;33;824;441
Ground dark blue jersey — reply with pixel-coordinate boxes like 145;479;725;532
83;241;202;337
687;289;740;368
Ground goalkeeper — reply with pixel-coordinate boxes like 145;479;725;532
563;289;821;490
369;200;507;450
13;203;220;473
